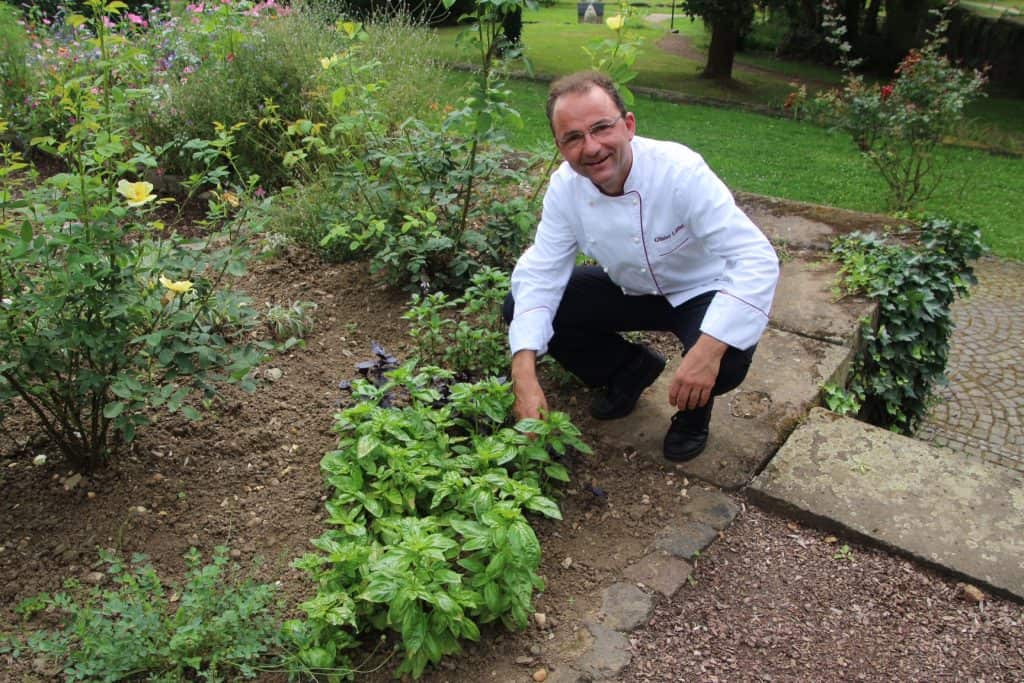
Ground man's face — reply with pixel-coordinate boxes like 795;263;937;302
551;86;636;196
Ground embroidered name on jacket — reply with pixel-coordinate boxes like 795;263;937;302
654;224;686;243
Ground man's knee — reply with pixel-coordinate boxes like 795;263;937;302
712;345;756;396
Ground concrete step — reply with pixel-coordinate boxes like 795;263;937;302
749;407;1024;600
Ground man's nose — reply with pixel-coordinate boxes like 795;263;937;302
581;132;603;156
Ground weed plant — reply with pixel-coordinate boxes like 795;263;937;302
265;300;317;342
13;548;281;682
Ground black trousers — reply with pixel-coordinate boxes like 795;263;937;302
504;266;756;422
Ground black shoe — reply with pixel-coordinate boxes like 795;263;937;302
589;345;666;420
663;403;713;462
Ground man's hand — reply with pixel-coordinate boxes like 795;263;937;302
668;334;728;411
511;350;548;421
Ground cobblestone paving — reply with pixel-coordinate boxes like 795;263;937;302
917;257;1024;478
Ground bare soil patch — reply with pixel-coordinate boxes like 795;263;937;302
2;230;1022;681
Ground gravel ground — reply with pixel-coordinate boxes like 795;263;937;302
623;499;1024;682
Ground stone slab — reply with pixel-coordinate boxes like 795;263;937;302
738;192;907;252
596;328;851;489
770;258;876;347
598;582;654;632
623;552;693;597
750;408;1024;600
680;487;740;530
576;622;632;681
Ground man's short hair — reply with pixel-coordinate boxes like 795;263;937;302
546;71;628;128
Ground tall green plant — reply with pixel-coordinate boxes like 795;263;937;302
582;0;643;103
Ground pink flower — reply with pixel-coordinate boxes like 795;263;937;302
187;3;205;12
127;13;147;26
102;16;115;28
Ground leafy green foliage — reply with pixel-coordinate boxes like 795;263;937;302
15;548;281;682
0;1;264;469
404;266;511;378
293;363;591;678
806;4;987;211
830;216;984;433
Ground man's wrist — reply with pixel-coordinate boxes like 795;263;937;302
511;349;539;382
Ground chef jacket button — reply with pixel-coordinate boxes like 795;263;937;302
633;237;640;244
640;267;647;274
650;289;658;295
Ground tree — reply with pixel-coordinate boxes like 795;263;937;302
680;0;756;80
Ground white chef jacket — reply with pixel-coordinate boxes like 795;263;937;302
509;136;779;357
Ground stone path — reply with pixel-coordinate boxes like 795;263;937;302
917;257;1024;478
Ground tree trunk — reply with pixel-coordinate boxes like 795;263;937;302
703;22;739;80
841;0;862;48
865;0;882;35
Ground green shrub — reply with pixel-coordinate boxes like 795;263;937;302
292;363;590;679
0;33;265;468
404;266;511;378
315;118;541;291
15;547;281;682
139;7;343;187
828;216;984;433
806;5;987;211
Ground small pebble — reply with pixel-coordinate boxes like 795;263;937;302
32;454;47;466
533;612;547;629
961;583;986;603
533;668;548;682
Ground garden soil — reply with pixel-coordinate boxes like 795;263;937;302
2;235;1022;682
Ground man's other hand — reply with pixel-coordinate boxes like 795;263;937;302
668;334;727;411
511;350;549;421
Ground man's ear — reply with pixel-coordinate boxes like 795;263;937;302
625;112;637;137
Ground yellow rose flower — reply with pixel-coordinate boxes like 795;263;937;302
159;275;194;295
117;179;156;207
320;57;331;69
220;190;240;208
606;14;624;31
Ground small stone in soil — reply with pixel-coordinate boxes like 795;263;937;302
533;612;547;629
84;571;106;585
533;668;548;682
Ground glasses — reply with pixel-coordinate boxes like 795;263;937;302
557;115;623;150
